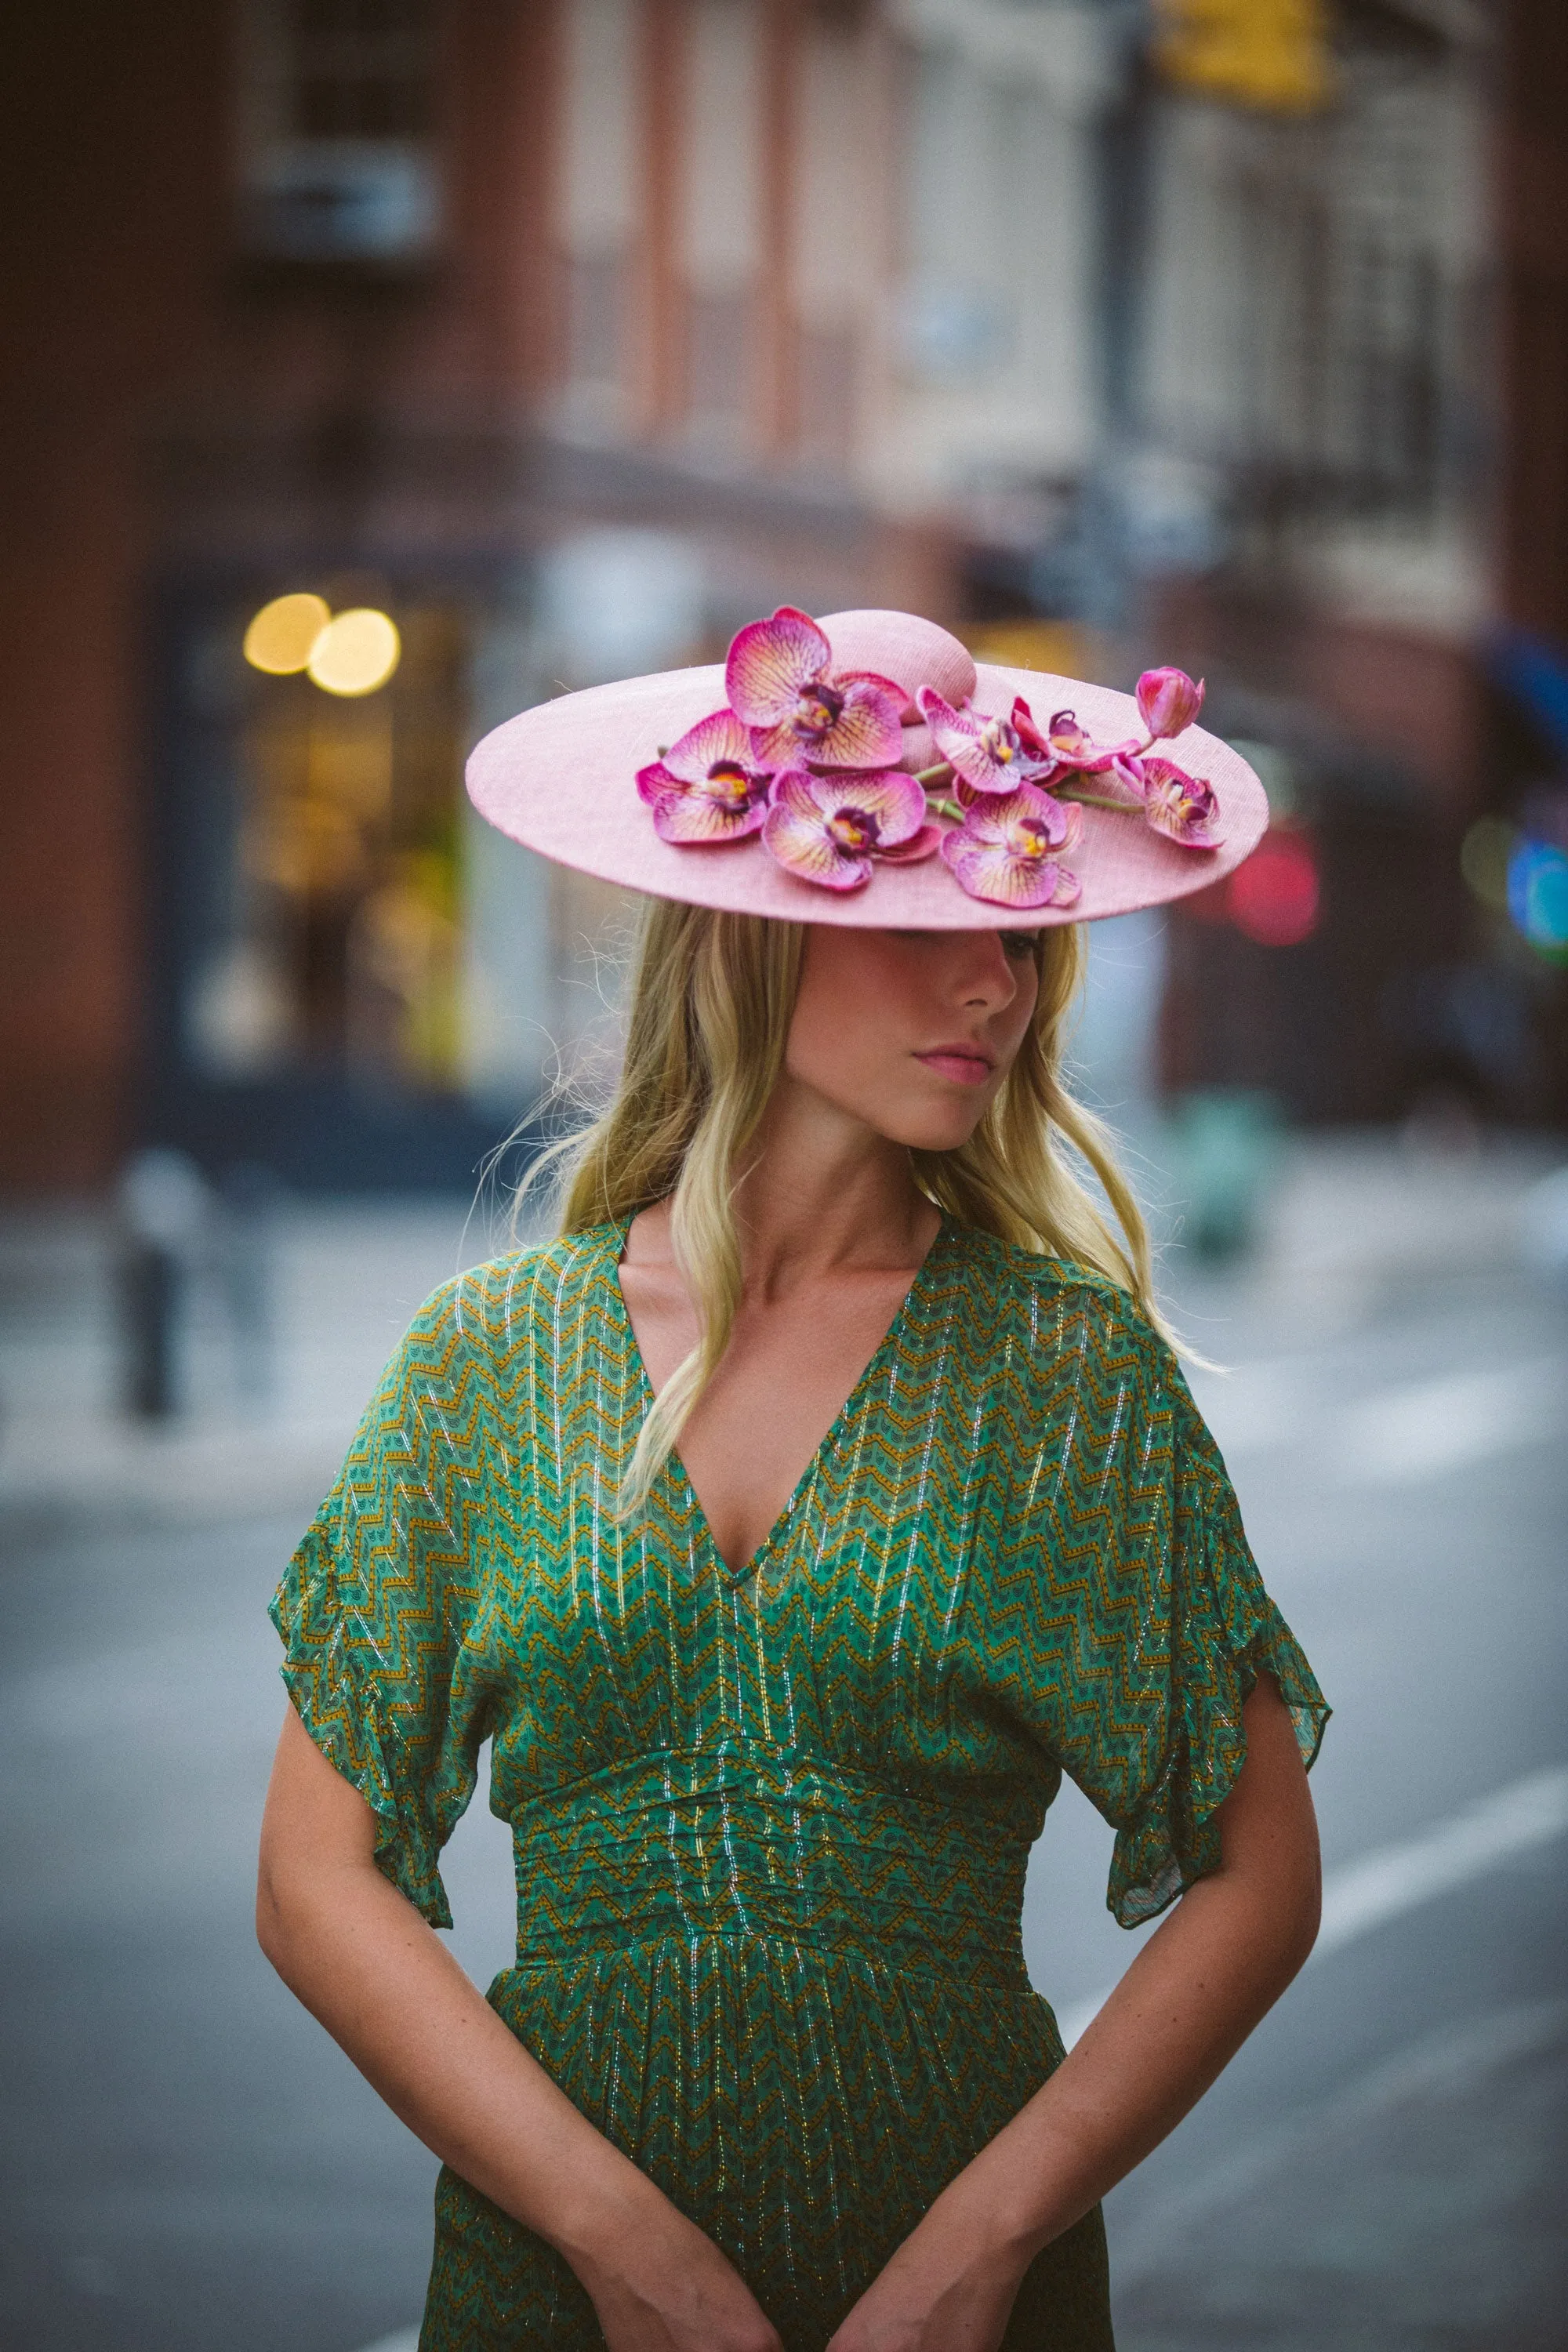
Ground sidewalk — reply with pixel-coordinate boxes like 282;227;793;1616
0;1131;1560;1525
0;1197;508;1523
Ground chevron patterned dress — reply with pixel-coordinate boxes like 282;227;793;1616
272;1217;1327;2350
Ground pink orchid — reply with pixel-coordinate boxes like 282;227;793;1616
636;707;773;844
1013;701;1144;789
938;786;1083;910
1141;756;1223;848
762;769;938;892
915;687;1064;795
726;606;906;772
1136;666;1204;742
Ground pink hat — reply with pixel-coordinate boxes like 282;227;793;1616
466;606;1267;928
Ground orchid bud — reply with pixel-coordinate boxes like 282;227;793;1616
1136;666;1204;741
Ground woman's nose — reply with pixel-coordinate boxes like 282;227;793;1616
953;932;1018;1007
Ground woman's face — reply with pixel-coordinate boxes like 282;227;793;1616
783;925;1041;1152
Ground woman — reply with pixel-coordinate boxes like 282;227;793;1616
259;608;1327;2352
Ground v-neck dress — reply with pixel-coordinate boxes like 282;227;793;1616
272;1218;1327;2352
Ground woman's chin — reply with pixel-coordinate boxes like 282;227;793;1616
868;1104;993;1155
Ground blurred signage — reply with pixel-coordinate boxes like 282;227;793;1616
1152;0;1334;114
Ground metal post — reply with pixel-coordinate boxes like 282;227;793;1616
116;1149;211;1423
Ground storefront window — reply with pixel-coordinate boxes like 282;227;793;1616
186;588;469;1089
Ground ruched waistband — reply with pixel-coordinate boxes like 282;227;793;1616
509;1745;1031;1987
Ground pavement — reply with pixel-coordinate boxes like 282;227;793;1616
2;1131;1566;2352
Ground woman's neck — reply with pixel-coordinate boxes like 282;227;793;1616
725;1073;938;1298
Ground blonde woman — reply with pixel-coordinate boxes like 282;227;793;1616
259;610;1327;2352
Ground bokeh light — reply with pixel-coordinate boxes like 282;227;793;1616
1507;837;1568;960
306;608;401;697
242;592;332;675
1228;830;1320;946
1459;815;1517;910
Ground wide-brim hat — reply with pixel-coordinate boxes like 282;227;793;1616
466;607;1267;929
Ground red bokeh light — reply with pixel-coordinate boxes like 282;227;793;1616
1227;830;1320;946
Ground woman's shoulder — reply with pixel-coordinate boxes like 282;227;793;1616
395;1225;622;1370
940;1222;1172;1376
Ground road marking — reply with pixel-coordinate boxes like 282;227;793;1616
1334;1357;1563;1485
1110;1994;1568;2284
1192;1354;1566;1479
1314;1763;1568;1953
1055;1761;1568;2049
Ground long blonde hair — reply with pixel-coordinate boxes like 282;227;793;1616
522;899;1164;1514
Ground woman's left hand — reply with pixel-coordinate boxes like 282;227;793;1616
823;2207;1029;2352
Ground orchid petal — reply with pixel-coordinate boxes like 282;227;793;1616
809;677;906;770
725;606;831;727
954;782;1071;850
660;705;757;784
761;796;872;891
937;782;1077;905
940;831;1065;909
1103;750;1147;799
1141;756;1223;848
747;677;905;773
1044;708;1094;765
638;708;771;836
636;760;681;808
802;768;929;844
1078;735;1145;778
917;687;1048;793
876;822;942;865
1010;698;1058;772
645;785;768;844
915;687;979;760
764;771;821;817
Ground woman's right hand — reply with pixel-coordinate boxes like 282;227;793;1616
259;1711;780;2352
572;2194;782;2352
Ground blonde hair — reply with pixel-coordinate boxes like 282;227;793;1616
523;899;1164;1515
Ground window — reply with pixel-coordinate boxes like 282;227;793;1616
237;0;441;264
556;0;640;426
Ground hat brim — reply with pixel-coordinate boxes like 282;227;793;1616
466;657;1267;930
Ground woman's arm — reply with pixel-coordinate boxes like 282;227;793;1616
257;1706;782;2352
826;1675;1322;2352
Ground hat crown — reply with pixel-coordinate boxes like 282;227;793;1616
815;609;977;723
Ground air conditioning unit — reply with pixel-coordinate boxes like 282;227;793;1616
240;140;441;264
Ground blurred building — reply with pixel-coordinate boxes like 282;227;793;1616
2;0;1565;1197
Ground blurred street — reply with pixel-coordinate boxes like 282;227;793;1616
5;2;1568;2347
2;1135;1565;2352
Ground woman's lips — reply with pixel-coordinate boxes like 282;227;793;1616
914;1047;995;1086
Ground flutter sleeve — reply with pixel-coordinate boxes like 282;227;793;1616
1028;1296;1329;1928
270;1276;492;1927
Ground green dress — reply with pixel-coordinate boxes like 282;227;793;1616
272;1218;1327;2351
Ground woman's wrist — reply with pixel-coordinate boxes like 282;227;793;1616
916;2120;1092;2276
546;2151;693;2289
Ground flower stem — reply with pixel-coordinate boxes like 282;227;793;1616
913;762;953;787
927;796;967;824
1054;789;1141;814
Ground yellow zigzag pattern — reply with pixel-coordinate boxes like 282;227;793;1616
273;1219;1326;2351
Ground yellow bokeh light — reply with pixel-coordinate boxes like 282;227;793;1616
243;592;332;674
307;608;401;697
